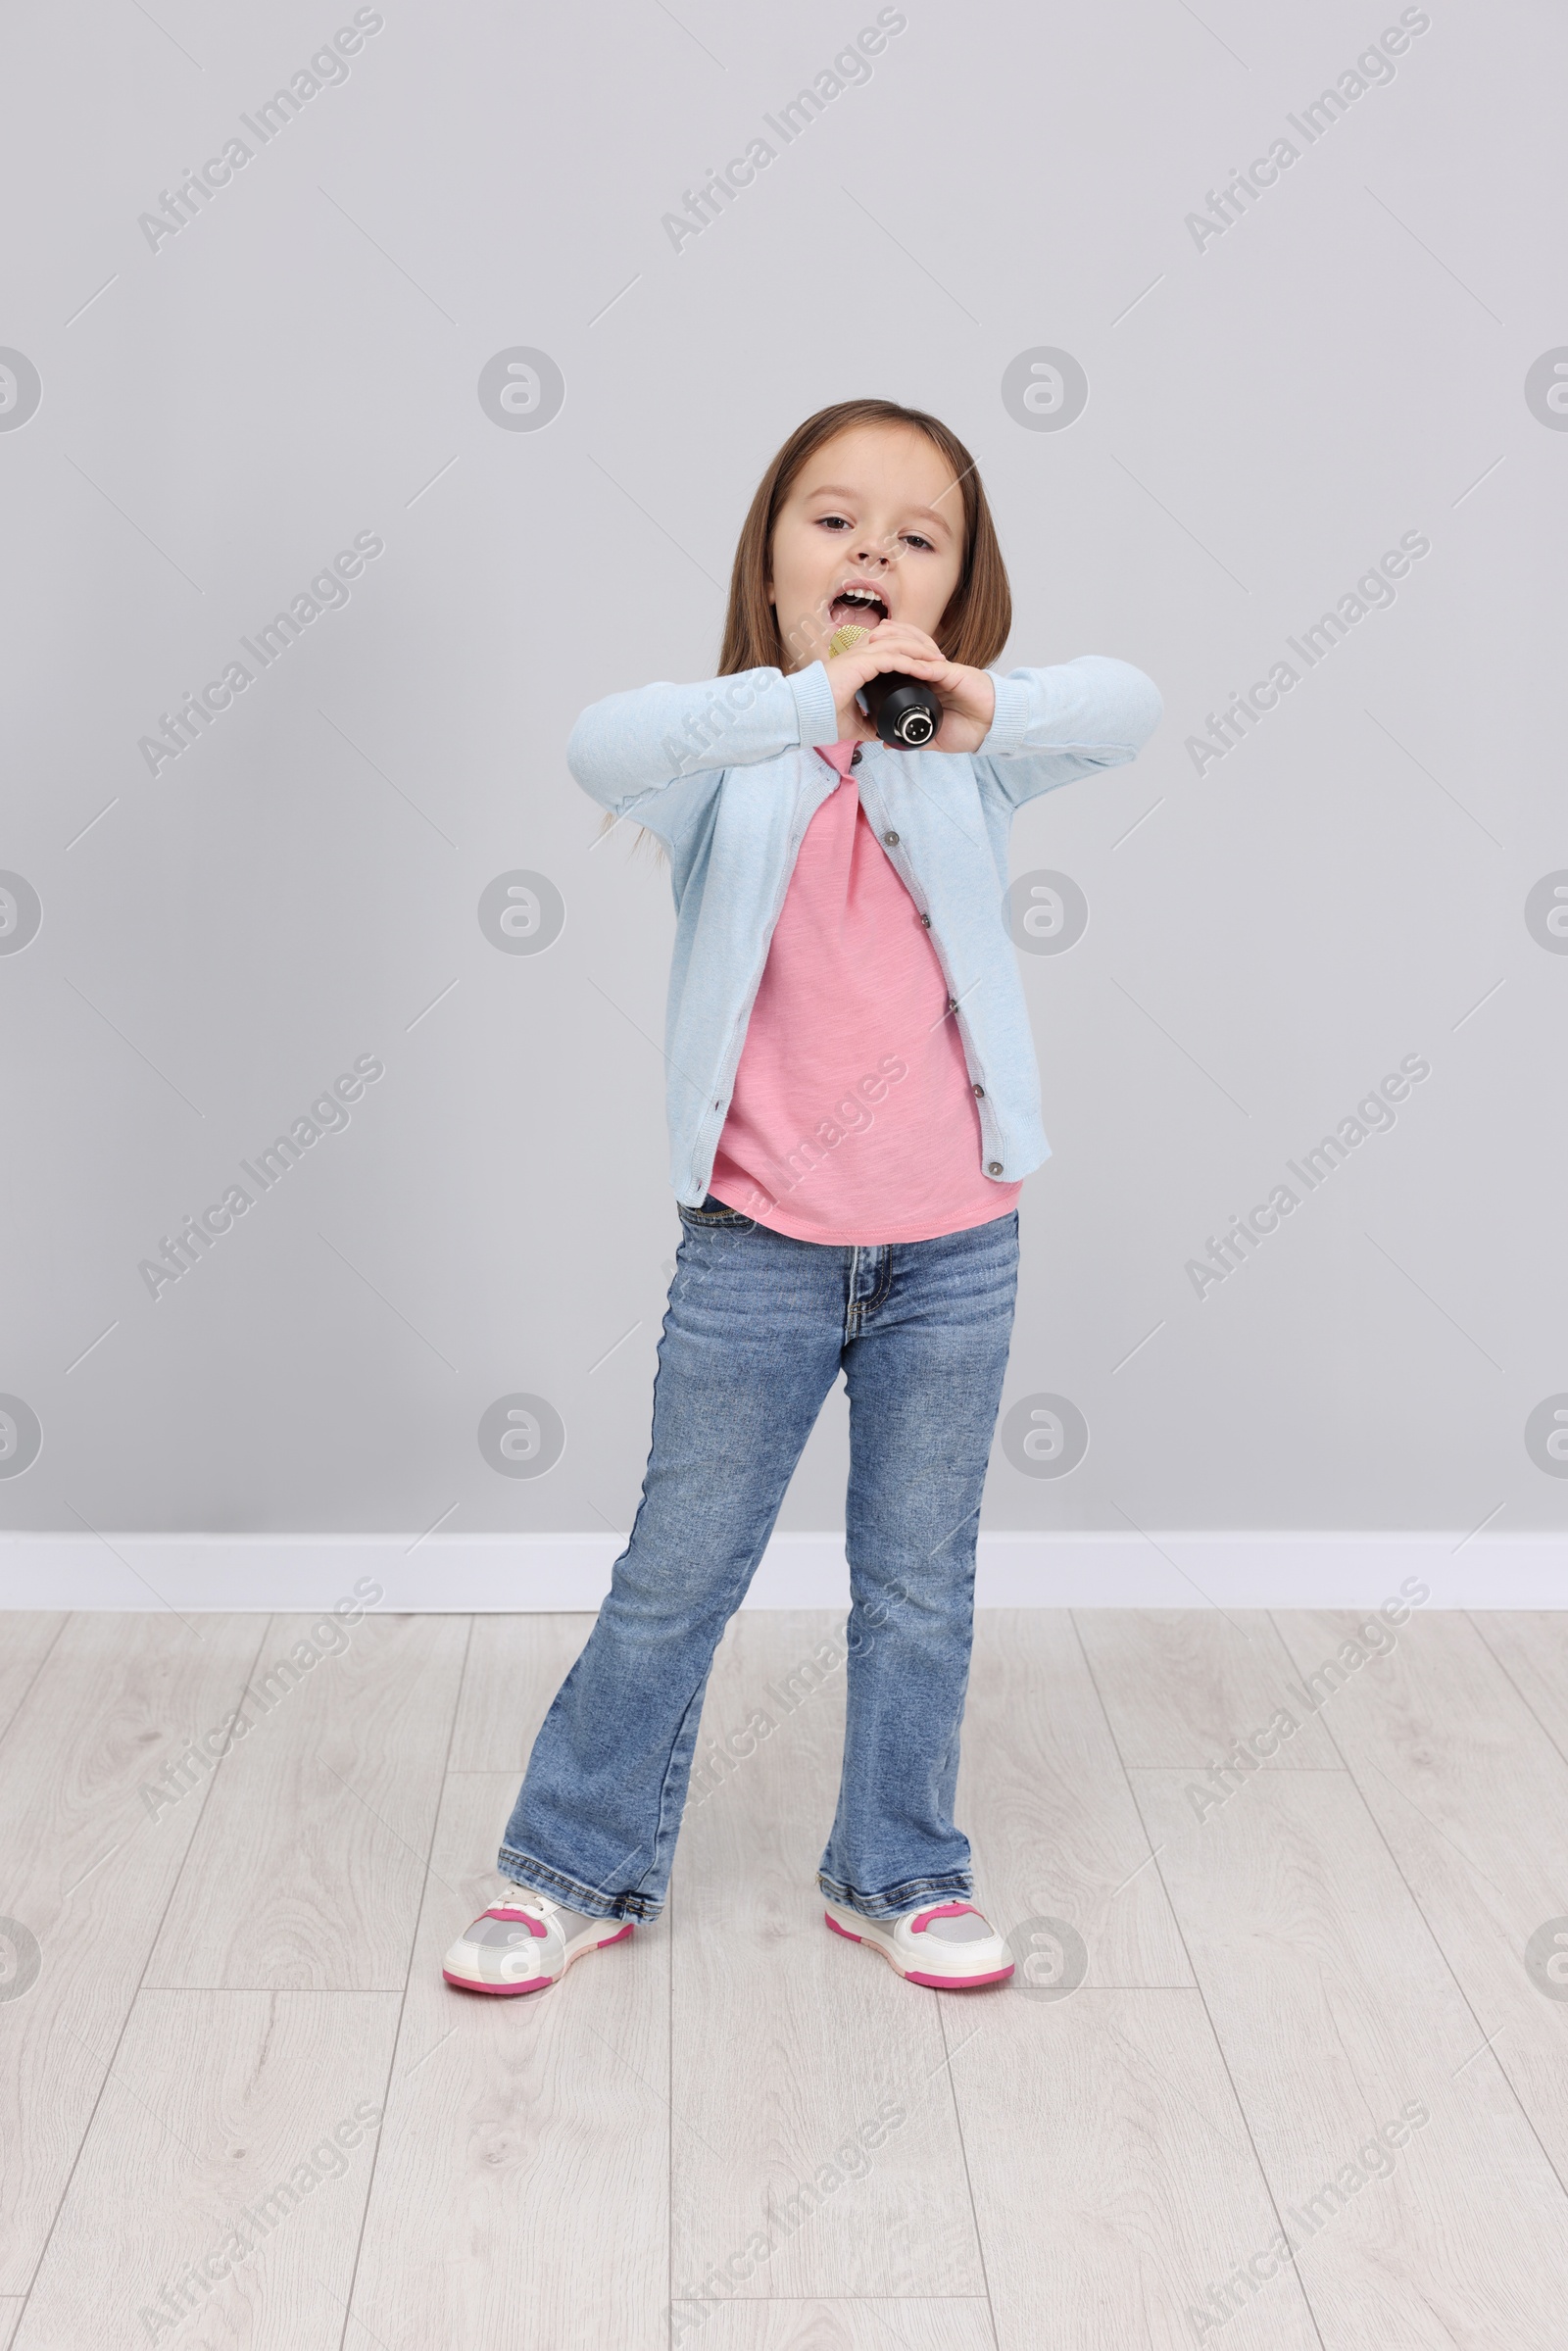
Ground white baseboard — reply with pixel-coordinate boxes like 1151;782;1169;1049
0;1531;1563;1610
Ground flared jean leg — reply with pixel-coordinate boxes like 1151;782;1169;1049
817;1209;1019;1919
499;1208;845;1922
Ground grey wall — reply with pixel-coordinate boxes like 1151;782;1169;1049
2;0;1563;1543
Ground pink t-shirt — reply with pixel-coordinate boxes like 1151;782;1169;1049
706;741;1023;1245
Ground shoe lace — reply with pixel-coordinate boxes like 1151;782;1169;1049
486;1889;555;1935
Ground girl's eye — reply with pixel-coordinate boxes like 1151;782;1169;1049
814;517;934;551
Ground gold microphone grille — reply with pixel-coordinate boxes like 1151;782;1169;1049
826;622;871;658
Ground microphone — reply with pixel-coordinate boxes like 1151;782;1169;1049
826;622;943;749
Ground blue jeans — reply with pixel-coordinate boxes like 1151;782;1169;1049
499;1196;1020;1923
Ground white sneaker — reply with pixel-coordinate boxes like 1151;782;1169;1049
823;1895;1014;1988
442;1885;633;1996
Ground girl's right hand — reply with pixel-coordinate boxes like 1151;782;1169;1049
821;621;950;741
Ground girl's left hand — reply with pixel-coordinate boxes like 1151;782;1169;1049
849;621;996;753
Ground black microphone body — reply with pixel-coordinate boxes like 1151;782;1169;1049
860;668;944;749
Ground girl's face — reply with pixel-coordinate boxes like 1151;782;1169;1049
766;422;966;670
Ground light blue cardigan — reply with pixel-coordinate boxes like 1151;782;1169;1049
568;654;1162;1208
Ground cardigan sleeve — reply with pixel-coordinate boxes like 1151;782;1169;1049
971;656;1162;814
566;661;840;842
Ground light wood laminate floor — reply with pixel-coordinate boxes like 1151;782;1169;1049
2;1604;1567;2348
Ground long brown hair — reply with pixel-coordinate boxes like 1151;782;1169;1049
597;398;1011;861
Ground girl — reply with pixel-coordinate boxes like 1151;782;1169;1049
444;398;1160;1998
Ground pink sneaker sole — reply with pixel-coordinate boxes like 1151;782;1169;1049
824;1908;1014;1989
443;1919;633;1995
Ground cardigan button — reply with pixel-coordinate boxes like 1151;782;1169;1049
883;829;899;846
850;747;862;766
973;1084;985;1097
988;1161;1003;1176
919;912;931;928
947;998;958;1014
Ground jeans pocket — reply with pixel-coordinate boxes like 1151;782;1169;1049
678;1194;756;1229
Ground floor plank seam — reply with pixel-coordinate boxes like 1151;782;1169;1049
1466;1611;1568;1778
329;1611;476;2351
1269;1607;1568;2232
16;1610;277;2300
0;1613;70;1759
1075;1613;1333;2351
933;1992;1004;2350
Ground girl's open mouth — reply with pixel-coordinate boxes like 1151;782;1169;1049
829;588;889;627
